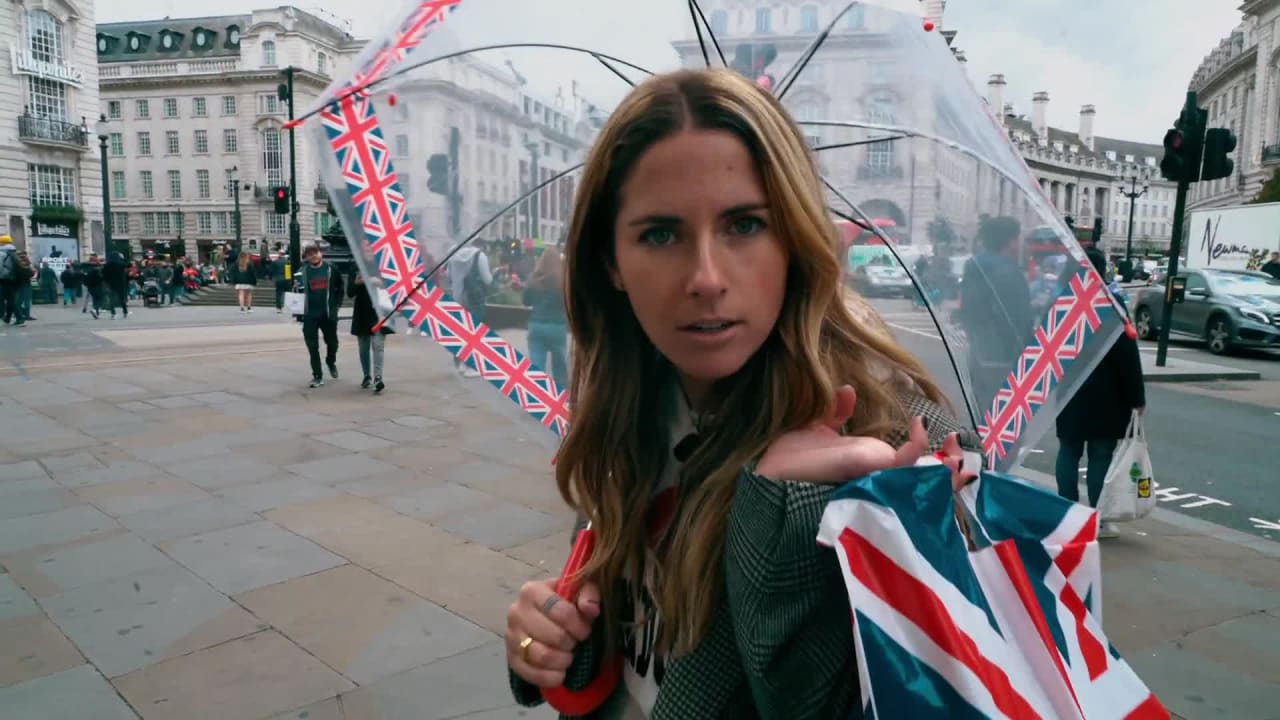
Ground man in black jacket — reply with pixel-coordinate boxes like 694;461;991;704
1055;248;1146;538
296;243;344;387
103;250;129;318
1262;251;1280;280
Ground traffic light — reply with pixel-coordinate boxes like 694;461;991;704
272;186;290;214
1160;105;1206;183
427;154;449;195
1200;127;1237;181
730;43;778;92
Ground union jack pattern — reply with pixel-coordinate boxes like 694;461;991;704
977;267;1119;467
315;0;570;436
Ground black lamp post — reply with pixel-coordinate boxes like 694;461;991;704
230;165;243;250
94;113;115;259
1117;171;1150;266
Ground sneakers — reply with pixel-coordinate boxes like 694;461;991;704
374;377;385;394
361;376;371;389
327;362;339;379
1098;521;1119;539
309;376;324;388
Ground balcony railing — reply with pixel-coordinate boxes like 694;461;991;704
18;114;88;149
314;185;329;204
1262;144;1280;163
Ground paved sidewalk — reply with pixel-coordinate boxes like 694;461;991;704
0;335;1277;719
1139;349;1262;382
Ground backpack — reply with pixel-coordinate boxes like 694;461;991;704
462;252;488;308
0;250;13;280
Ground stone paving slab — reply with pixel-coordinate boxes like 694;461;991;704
0;572;39;621
75;477;211;518
116;497;262;544
217;475;343;513
160;521;347;596
0;486;82;520
3;534;175;600
0;664;139;720
0;614;85;688
0;505;118;556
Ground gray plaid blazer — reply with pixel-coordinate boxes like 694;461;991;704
510;393;973;719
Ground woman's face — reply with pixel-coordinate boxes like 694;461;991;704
610;128;788;405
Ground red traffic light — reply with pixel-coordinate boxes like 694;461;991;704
1163;129;1183;150
275;188;287;199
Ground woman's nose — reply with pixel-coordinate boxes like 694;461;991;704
686;233;728;297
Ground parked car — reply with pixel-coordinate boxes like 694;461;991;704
851;262;916;298
1131;268;1280;354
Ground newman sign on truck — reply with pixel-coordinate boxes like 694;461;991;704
1186;203;1280;271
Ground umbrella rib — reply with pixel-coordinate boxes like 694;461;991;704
687;0;712;68
686;0;727;68
777;1;858;99
820;175;980;432
592;54;635;87
377;164;584;324
813;135;906;152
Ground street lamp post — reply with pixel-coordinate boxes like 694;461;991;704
1117;172;1150;265
95;114;114;259
525;142;540;240
230;165;243;250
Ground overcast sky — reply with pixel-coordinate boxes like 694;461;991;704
95;0;1245;143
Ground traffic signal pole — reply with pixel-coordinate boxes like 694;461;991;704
1156;91;1208;368
283;67;301;279
1155;180;1189;367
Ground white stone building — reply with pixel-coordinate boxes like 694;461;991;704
2;0;104;261
377;56;600;257
96;7;363;262
985;77;1178;256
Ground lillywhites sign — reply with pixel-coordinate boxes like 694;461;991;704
35;222;73;238
10;44;84;87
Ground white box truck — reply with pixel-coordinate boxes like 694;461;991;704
1185;202;1280;272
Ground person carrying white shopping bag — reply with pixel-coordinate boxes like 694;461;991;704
1053;248;1146;538
1097;411;1156;523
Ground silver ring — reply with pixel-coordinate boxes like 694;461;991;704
541;593;562;616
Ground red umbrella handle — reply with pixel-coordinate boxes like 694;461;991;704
541;525;622;715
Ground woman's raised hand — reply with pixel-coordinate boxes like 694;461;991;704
506;577;601;688
756;384;971;490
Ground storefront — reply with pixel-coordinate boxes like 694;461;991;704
28;218;80;275
139;238;188;261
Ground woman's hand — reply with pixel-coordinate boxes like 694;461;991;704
756;385;971;491
506;577;600;688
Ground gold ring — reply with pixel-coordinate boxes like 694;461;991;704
519;636;534;663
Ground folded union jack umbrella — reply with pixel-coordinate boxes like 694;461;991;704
818;464;1169;720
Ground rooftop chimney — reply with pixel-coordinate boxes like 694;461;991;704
987;74;1007;125
1031;91;1050;142
1079;104;1096;151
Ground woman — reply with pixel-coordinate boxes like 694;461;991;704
10;251;34;326
523;248;570;390
505;69;974;718
231;252;258;312
348;270;388;393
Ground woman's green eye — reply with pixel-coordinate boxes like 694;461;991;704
640;227;676;246
730;216;765;236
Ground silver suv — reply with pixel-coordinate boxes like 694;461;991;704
1131;268;1280;355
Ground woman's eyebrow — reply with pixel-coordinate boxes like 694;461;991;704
626;202;769;227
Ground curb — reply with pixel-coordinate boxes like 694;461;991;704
1144;369;1262;383
1013;466;1280;557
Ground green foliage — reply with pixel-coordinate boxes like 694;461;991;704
30;203;84;223
1251;168;1280;204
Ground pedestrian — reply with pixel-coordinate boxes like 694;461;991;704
0;235;16;324
447;242;492;377
522;247;569;390
1054;248;1146;539
296;243;343;387
348;270;389;393
38;262;57;305
1262;251;1280;280
81;258;105;319
10;250;34;326
60;263;80;306
103;250;129;319
273;253;291;314
504;68;971;718
231;252;259;312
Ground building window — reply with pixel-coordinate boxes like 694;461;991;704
265;211;286;234
136;99;150;119
107;100;122;120
313;212;335;236
166;130;180;155
847;5;865;29
27;77;67;120
318;52;327;75
755;7;771;33
192;97;207;116
163;98;178;118
262;127;283;186
142;213;156;235
197;169;211;199
262;40;276;67
395;134;409;156
156;212;171;235
27;164;75;205
111;212;130;235
223;129;238;153
26;10;64;65
168;169;182;199
197;211;213;234
258;93;281;114
864;94;896;169
141;171;153;198
215;212;230;234
710;9;728;34
137;132;151;155
111;171;126;198
222;95;236;115
109;133;124;156
194;129;209;154
224;169;236;198
800;6;819;32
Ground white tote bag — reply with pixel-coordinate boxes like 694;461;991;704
1098;411;1155;523
283;291;306;315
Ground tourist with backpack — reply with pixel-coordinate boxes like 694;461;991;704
447;243;492;377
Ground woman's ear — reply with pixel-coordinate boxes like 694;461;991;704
608;264;625;292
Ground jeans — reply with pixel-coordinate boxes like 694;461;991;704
87;288;103;315
0;280;12;322
1055;438;1119;508
303;316;339;378
63;288;76;305
528;321;569;390
16;284;32;322
358;334;385;380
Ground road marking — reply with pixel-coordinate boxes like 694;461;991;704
885;322;942;341
1250;518;1280;532
1151;482;1232;509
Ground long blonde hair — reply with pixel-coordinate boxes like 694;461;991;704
236;252;251;272
558;68;944;655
